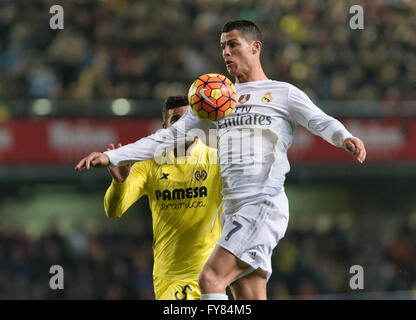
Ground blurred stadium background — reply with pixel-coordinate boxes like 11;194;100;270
0;0;415;299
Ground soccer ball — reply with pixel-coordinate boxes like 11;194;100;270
188;73;237;121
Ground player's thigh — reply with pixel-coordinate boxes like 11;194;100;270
200;244;252;287
154;278;200;300
230;268;268;300
217;193;289;280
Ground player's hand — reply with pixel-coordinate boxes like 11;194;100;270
106;143;131;183
75;152;110;171
343;137;366;163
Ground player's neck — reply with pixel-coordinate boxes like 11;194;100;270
173;139;198;157
235;68;268;84
185;139;198;155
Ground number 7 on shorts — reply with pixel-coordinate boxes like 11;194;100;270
225;221;242;241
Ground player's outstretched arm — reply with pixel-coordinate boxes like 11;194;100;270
288;85;363;156
104;107;212;167
343;137;366;163
75;152;110;171
75;108;211;171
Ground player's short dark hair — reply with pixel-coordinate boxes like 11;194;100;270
221;20;263;44
162;95;189;122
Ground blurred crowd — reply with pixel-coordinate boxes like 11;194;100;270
0;217;155;299
0;210;414;299
270;212;416;299
0;0;414;104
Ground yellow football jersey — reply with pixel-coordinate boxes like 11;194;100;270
104;139;222;298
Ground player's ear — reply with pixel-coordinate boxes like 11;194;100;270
252;41;262;55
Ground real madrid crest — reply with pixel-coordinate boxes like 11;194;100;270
261;92;273;103
238;94;251;104
194;169;207;182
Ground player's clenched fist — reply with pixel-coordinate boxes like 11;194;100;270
343;137;366;163
75;152;110;171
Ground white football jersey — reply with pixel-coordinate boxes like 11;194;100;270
105;80;354;200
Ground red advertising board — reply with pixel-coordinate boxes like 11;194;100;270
289;118;416;163
0;117;415;165
0;118;161;164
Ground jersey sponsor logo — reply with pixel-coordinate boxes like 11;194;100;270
234;105;252;113
159;200;206;210
194;169;207;182
217;113;272;129
261;92;272;103
238;94;251;104
155;186;208;201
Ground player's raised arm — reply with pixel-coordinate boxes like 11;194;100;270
75;107;213;171
288;85;366;163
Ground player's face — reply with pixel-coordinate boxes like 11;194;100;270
164;105;189;128
220;30;256;77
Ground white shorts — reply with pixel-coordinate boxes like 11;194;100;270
217;192;289;281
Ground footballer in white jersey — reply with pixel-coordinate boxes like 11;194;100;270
98;79;356;285
76;20;366;300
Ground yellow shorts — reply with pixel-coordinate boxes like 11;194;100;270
153;277;201;300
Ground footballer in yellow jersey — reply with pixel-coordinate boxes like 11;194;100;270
104;96;222;300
